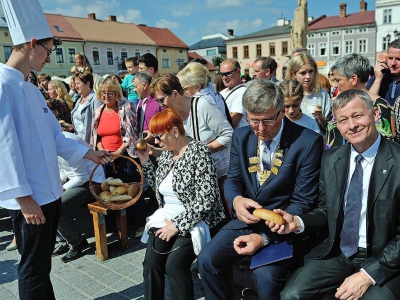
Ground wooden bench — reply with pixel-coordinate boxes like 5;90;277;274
88;201;128;261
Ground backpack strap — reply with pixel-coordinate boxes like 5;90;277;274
191;97;200;140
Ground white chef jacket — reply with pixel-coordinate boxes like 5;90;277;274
59;132;105;190
0;63;89;209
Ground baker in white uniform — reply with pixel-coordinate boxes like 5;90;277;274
0;1;113;299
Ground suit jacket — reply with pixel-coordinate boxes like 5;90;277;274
224;118;324;236
301;137;400;289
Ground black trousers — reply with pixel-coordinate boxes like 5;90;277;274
9;199;62;300
281;248;399;300
142;229;196;300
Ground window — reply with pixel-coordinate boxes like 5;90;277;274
383;9;392;24
256;44;262;56
53;25;63;32
331;31;340;36
135;49;140;58
55;48;64;63
146;49;151;53
269;43;275;56
282;41;288;55
359;28;367;33
332;41;340;55
107;49;113;65
161;58;170;68
243;45;249;58
307;44;315;56
345;29;353;34
68;48;75;63
3;46;11;61
345;41;353;54
320;32;327;37
319;43;327;56
383;36;391;51
92;49;100;65
121;50;127;61
307;33;315;38
233;47;238;58
207;49;217;56
282;66;287;79
358;39;367;53
244;69;249;75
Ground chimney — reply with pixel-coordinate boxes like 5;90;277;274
340;3;347;17
88;13;96;20
308;16;314;22
360;0;367;12
227;29;234;36
277;18;285;26
108;15;117;22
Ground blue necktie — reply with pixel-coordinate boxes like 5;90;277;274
340;154;364;258
262;140;272;170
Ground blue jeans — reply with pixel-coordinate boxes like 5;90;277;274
198;228;293;300
9;199;61;300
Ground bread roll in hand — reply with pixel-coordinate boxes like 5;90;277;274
253;208;285;225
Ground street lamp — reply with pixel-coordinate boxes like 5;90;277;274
387;29;400;42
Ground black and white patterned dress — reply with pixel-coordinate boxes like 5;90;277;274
142;139;225;236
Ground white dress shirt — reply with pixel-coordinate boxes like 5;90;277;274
58;132;105;190
0;63;89;209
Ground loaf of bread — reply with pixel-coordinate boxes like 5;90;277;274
99;191;112;201
121;183;130;189
253;208;285;225
135;138;147;150
101;181;110;191
111;186;127;196
128;184;139;197
105;177;123;186
110;194;132;202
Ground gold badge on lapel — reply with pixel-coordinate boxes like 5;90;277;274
248;165;261;173
271;166;279;175
249;157;260;164
273;158;282;167
275;150;283;157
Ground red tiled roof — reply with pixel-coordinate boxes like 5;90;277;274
138;25;188;49
308;11;375;30
45;14;84;42
188;52;217;71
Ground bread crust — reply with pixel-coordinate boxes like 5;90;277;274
253;208;285;225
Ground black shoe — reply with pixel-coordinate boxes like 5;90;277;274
60;239;89;263
52;243;69;257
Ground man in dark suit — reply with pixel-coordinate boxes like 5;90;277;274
269;89;400;300
197;80;324;300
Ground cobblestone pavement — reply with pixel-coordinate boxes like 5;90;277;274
0;207;258;300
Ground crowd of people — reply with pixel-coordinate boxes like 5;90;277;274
2;1;400;299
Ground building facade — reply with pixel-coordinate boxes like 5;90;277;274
225;19;292;80
307;1;376;76
189;31;234;63
375;0;400;60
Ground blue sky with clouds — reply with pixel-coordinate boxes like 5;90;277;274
39;0;376;47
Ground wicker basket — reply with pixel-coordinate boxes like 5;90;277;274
89;154;144;210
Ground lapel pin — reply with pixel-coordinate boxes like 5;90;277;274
383;170;387;174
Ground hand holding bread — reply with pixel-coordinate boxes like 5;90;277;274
253;208;285;226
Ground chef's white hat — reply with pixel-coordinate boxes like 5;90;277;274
1;0;53;45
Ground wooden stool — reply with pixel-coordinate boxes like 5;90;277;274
88;201;128;261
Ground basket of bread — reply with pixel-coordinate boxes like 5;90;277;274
89;154;144;210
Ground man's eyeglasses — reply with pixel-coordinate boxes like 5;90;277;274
248;111;281;126
328;73;334;76
217;69;238;78
155;94;170;104
38;42;53;57
101;91;115;96
153;132;166;142
139;66;149;71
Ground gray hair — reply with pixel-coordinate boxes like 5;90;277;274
243;79;284;113
389;39;400;50
333;89;374;115
254;56;276;72
221;58;241;70
331;54;370;83
135;72;152;85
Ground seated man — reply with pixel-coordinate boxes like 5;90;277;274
270;90;400;299
53;131;105;263
197;80;324;300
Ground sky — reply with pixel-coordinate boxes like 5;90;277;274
39;0;377;47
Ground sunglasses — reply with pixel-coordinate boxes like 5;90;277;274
328;73;334;76
218;69;238;78
153;132;166;142
155;94;170;104
38;42;54;57
101;91;115;96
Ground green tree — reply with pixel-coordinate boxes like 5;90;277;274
212;56;222;68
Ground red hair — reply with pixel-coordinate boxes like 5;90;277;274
148;108;185;135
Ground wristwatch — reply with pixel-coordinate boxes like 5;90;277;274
259;233;270;247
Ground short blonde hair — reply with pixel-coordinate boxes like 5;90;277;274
48;79;73;110
177;62;209;89
97;78;123;101
286;53;321;93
